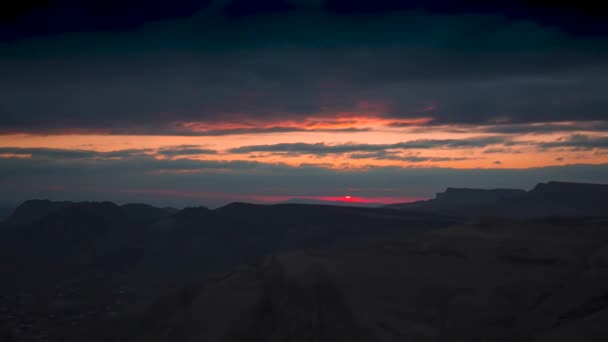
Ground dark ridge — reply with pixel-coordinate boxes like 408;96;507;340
37;201;127;227
437;187;526;205
215;202;264;211
530;181;608;195
385;187;525;215
121;203;173;225
5;199;72;225
386;181;608;219
162;207;179;215
173;206;212;224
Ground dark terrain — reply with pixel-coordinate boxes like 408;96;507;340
1;181;607;341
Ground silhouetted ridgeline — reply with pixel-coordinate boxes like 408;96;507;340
385;181;608;218
0;199;460;337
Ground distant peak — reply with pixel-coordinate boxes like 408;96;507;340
531;181;608;193
6;199;73;225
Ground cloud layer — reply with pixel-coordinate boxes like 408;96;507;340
1;6;608;133
1;1;608;205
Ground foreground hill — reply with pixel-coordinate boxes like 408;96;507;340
133;217;608;342
386;181;608;218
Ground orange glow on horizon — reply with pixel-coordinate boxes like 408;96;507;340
1;119;608;169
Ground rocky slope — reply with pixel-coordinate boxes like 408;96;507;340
133;217;608;342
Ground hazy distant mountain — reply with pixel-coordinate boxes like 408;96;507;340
385;188;525;215
4;200;178;226
386;181;608;218
493;181;608;218
277;198;384;207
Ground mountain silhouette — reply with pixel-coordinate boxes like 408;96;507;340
385;188;525;215
386;181;608;218
5;199;73;225
2;181;608;341
122;203;176;225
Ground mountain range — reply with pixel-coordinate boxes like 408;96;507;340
1;181;608;341
385;181;608;218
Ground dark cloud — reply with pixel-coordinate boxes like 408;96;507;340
157;145;217;157
0;8;607;132
0;0;213;40
539;134;608;150
228;137;509;154
159;127;372;136
222;0;295;17
0;147;151;159
349;151;469;163
323;0;608;35
0;146;223;159
3;1;607;40
482;147;523;154
421;121;608;135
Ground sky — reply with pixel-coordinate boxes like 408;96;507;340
1;0;608;208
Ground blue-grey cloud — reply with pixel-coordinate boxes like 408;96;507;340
539;134;608;150
411;121;608;135
228;137;509;154
157;145;217;157
0;147;152;159
349;151;470;162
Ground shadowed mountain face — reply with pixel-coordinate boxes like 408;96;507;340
386;181;608;218
0;200;458;342
1;182;608;342
132;217;608;342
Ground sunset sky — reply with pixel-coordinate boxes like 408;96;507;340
1;0;608;207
